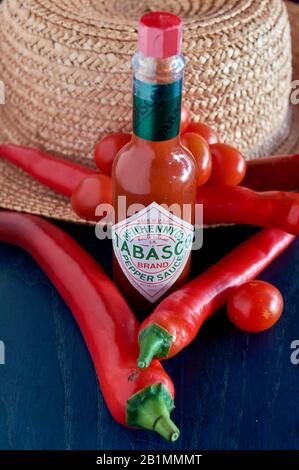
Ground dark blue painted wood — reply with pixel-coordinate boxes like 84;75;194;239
0;222;298;450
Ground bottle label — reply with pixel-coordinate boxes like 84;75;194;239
133;78;182;141
112;202;194;303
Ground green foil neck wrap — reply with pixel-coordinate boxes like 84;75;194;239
133;78;183;141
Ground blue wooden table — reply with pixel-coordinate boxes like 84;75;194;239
0;222;298;450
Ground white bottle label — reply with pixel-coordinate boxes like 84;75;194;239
112;202;194;303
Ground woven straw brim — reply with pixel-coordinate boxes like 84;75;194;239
0;1;298;225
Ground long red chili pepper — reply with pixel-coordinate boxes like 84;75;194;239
137;228;295;369
0;144;96;197
0;212;179;441
197;185;299;235
243;154;299;191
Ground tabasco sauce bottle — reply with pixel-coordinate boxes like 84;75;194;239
112;11;198;310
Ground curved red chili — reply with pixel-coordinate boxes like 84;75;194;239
197;185;299;235
0;212;179;441
0;144;96;197
137;228;295;368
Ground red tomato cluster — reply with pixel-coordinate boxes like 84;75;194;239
179;108;247;187
72;104;248;222
90;104;247;187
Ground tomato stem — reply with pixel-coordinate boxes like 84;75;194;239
126;383;179;442
137;324;172;369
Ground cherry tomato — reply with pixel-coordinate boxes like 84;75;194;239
208;143;247;186
181;132;212;186
186;122;220;144
94;132;131;175
181;105;190;135
71;174;112;221
227;280;284;333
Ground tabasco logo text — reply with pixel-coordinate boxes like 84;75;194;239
112;202;194;303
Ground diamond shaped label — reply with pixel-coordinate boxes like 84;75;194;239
112;202;194;303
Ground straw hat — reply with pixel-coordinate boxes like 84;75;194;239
0;0;298;224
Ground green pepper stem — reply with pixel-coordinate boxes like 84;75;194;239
126;383;180;442
137;323;173;369
137;332;163;369
154;414;180;442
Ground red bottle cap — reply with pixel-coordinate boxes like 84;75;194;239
138;11;182;59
